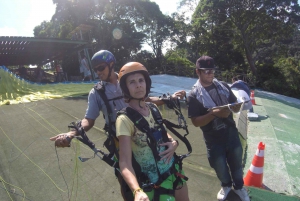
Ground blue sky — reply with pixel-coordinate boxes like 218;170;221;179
0;0;55;36
0;0;179;37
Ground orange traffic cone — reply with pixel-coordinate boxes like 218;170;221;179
250;90;256;105
244;142;265;188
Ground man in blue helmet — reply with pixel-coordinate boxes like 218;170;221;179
50;50;186;200
50;50;185;146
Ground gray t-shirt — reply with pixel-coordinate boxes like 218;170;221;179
85;80;127;127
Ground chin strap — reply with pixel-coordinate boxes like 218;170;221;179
105;64;114;82
127;96;147;107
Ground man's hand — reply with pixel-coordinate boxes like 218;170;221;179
159;140;178;164
50;133;74;147
147;90;186;107
228;102;242;113
172;90;186;100
211;108;231;118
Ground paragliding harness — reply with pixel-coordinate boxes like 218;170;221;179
68;81;123;168
68;82;192;201
117;101;192;201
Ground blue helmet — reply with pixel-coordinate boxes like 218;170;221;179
91;50;116;68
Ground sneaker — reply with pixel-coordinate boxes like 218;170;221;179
217;186;231;201
233;187;250;201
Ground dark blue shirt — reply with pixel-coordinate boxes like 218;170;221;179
187;81;237;144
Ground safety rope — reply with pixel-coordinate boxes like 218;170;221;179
17;103;78;201
0;125;65;192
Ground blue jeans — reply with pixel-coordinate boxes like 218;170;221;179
207;126;244;189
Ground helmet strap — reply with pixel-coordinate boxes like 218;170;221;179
138;98;145;108
105;63;114;82
127;96;147;107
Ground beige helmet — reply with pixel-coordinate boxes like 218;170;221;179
118;62;151;100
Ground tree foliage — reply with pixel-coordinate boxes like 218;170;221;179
191;0;300;74
31;0;300;98
34;0;178;71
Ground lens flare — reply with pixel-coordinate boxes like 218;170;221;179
112;28;122;40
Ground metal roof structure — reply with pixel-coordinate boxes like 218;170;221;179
0;36;88;66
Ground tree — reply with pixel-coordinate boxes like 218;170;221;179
33;0;149;67
188;0;241;69
131;50;158;74
129;1;178;69
164;48;195;76
34;21;56;38
179;0;200;14
191;0;300;74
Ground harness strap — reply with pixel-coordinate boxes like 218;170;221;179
94;82;113;131
148;102;191;186
124;106;162;160
107;96;123;102
163;119;192;159
124;104;175;190
68;121;95;150
68;121;120;169
175;172;188;180
94;82;120;159
156;157;188;190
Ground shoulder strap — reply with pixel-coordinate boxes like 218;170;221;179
95;82;123;161
147;102;169;143
94;82;107;108
147;102;163;125
123;103;168;141
94;81;123;115
124;107;151;133
118;102;193;160
94;81;112;126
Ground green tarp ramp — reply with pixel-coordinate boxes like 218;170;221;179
1;66;299;201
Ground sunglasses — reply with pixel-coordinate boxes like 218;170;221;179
201;69;215;74
94;64;107;72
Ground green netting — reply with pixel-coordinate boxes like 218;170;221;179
248;186;300;201
257;91;300;196
1;66;300;200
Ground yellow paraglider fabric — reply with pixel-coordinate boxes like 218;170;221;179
0;66;95;106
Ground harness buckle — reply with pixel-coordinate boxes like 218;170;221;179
141;182;160;190
175;172;188;181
